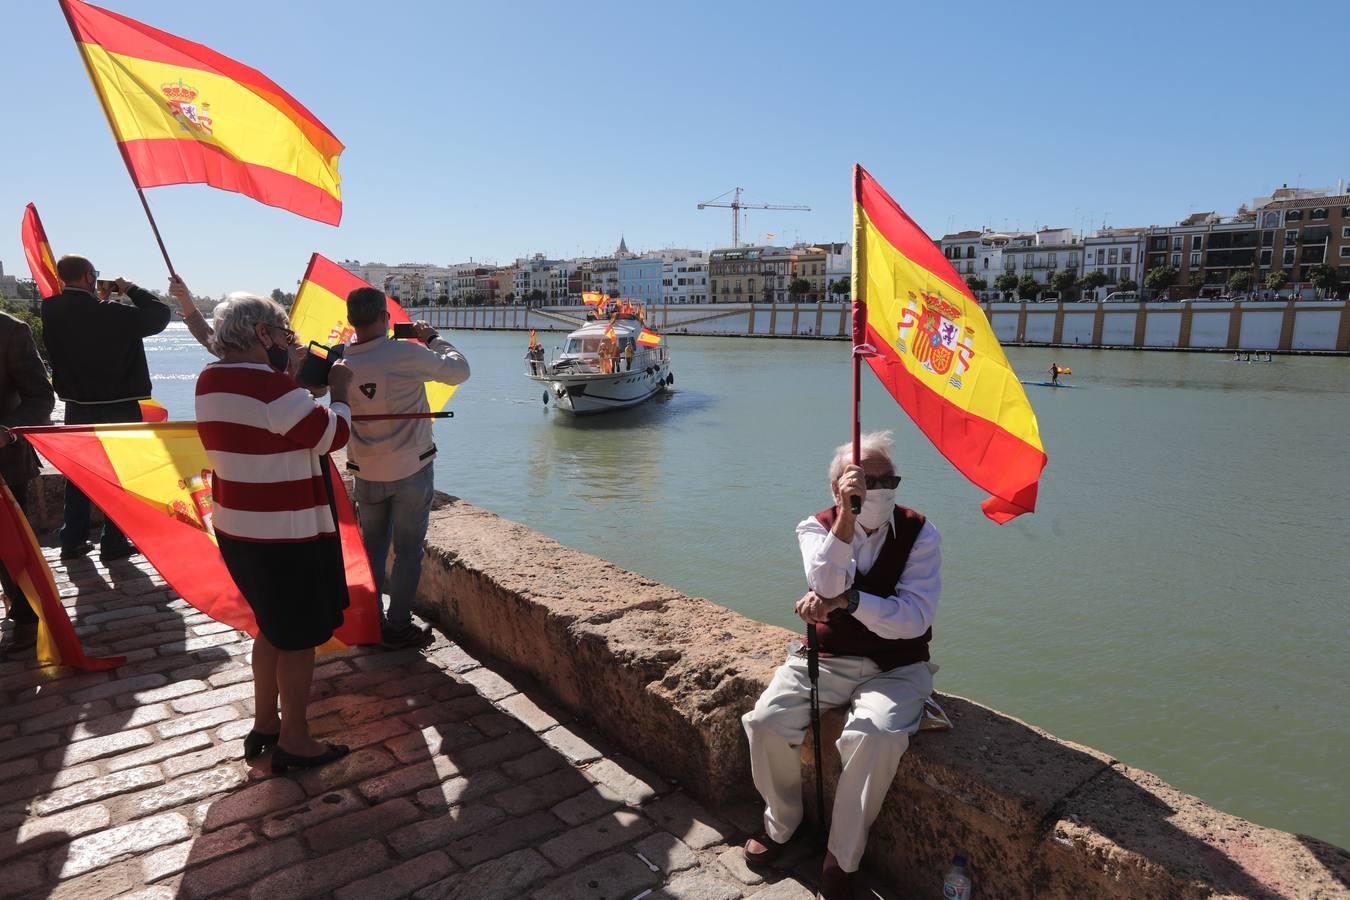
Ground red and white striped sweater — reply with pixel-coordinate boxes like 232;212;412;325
195;362;351;542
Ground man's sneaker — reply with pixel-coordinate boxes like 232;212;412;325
380;621;434;650
60;542;94;560
100;543;137;562
1;622;39;656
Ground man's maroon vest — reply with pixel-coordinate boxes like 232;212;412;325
811;505;931;671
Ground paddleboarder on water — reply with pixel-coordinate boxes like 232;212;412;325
1049;361;1061;386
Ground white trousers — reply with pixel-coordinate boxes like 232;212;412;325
741;653;934;872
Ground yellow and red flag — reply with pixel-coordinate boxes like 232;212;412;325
582;292;604;307
19;423;380;649
0;479;123;671
138;398;168;422
637;328;661;347
852;164;1045;522
290;253;456;411
21;203;62;299
60;0;344;225
528;329;538;349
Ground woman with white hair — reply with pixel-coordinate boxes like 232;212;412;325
195;294;355;774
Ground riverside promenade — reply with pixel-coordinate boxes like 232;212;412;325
0;547;824;899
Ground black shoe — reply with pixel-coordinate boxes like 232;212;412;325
243;729;280;761
380;621;434;650
1;622;39;655
100;543;136;562
60;542;94;560
271;743;349;775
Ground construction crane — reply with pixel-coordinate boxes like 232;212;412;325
698;187;810;248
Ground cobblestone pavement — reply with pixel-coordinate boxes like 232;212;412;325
0;549;867;899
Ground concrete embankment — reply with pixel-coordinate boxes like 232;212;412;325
413;300;1350;353
23;474;1350;897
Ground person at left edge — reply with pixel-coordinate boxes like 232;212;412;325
41;255;170;561
0;307;56;656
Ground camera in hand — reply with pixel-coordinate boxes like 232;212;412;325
96;279;118;296
298;340;344;387
391;323;417;340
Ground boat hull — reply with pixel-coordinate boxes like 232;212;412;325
529;361;672;414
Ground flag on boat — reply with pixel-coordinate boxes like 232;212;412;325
604;323;616;341
59;0;344;225
528;329;538;349
582;292;604;307
19;423;381;649
138;398;168;422
0;480;123;671
852;164;1046;523
637;328;661;347
21;203;62;299
291;253;457;411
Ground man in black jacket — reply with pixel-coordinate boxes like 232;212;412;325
0;308;56;654
41;254;170;560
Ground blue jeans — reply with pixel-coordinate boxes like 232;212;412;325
354;463;434;627
61;400;137;554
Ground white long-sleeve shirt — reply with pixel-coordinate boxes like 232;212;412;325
795;513;942;640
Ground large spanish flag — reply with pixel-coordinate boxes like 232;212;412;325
0;480;123;671
290;254;457;411
60;0;344;225
853;165;1046;523
21;203;62;299
19;423;380;649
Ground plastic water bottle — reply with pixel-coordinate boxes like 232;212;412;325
943;854;972;899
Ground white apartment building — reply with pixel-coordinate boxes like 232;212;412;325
820;241;852;297
939;231;983;278
1081;228;1146;298
338;260;455;304
1000;227;1082;288
662;252;708;304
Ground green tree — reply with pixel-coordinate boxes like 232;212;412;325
0;299;45;359
1079;271;1110;297
525;289;546;305
504;291;515;303
1264;270;1289;291
1306;263;1339;292
1187;271;1204;289
1118;278;1138;292
788;278;811;300
269;288;296;307
1050;269;1077;299
828;278;851;299
1144;265;1178;294
1226;270;1253;295
1016;274;1040;301
993;273;1019;295
964;275;988;293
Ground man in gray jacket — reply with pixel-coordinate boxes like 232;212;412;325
342;288;470;648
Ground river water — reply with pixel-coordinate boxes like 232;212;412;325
144;323;1349;847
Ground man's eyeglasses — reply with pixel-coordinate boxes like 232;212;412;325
864;474;902;490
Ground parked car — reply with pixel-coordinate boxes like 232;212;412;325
1103;291;1140;303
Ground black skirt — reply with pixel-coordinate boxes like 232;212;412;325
217;532;350;651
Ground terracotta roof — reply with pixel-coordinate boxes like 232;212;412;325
1264;194;1350;210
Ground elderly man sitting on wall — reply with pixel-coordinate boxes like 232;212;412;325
741;431;941;900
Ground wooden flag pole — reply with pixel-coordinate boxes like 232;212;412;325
133;187;178;279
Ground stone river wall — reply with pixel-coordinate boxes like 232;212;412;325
23;474;1350;897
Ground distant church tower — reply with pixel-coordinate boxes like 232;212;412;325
615;235;630;258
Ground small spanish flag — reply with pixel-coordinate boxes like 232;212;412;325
582;292;604;306
604;324;616;341
637;328;661;347
21;203;62;299
138;398;168;422
529;329;538;349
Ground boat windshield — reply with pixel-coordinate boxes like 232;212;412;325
565;337;603;355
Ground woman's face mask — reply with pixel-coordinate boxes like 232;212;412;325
856;488;895;529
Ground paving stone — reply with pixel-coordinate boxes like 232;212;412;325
633;832;699;875
643;793;730;850
69;702;173;741
745;880;815;899
117;888;179;900
323;716;409;751
154;706;240;739
414;770;511;811
335;850;456;900
305;797;421;853
169;682;254;714
402;695;495;729
372;669;452;699
468;710;525;738
215;720;254;742
204;666;253;688
0;855;47;894
585;758;664;806
199;777;305;830
494;767;594;816
351;647;426;672
540;725;603;764
415;848;555;900
45;728;152;768
48;859;139;899
157;632;240;655
178;836;304;899
0;732;60;764
69;674;169;705
530;849;660;900
453;730;543;772
495;692;571;733
246;837;390;899
551;787;624;826
424;643;482;675
21;700;117;735
122;766;248;820
58;811;191;878
260;787;366;839
446;809;564;868
104;732;213;772
296;747;397;797
386;722;485;764
139;822;259;881
191;621;235;636
460;667;518;701
716;846;765;885
116;679;208;707
0;757;38;784
538;809;653;869
387;802;506;858
0;694;66;727
651;871;746;900
502;747;564;781
162;740;245;778
31;765;165;816
356;754;460;804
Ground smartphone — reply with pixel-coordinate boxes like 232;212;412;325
298;340;341;386
391;323;417;340
96;279;118;295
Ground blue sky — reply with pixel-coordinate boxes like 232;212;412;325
2;0;1347;297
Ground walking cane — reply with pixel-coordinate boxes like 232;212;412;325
807;621;826;840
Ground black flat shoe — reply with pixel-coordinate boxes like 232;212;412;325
271;743;349;775
243;729;280;761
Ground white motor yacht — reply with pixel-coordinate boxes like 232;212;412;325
526;315;672;414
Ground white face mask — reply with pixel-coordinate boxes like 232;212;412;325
856;488;895;529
